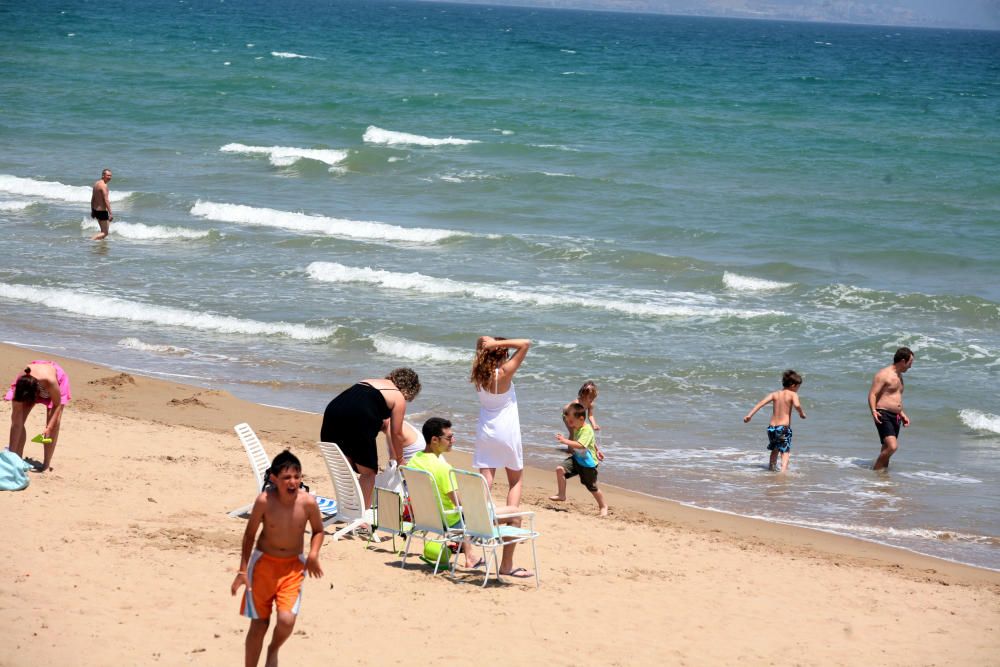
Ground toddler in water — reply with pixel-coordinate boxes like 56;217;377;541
743;370;806;472
563;381;604;461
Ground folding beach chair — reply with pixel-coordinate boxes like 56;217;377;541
369;486;412;554
399;466;464;576
317;440;376;541
450;468;540;588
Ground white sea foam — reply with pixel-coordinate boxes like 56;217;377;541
117;337;193;356
219;143;348;168
370;335;468;363
723;272;793;292
362;125;479;147
0;201;33;211
755;516;995;546
531;143;580;152
0;175;132;203
306;262;781;320
959;409;1000;435
271;51;322;60
898;471;982;484
191;201;460;243
438;170;495;183
81;219;211;240
0;284;334;340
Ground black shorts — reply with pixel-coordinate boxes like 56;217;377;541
91;209;110;221
561;456;599;492
875;409;902;444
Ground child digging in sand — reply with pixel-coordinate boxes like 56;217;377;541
232;450;324;667
550;402;608;516
743;370;806;473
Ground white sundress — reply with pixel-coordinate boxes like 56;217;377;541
473;370;523;471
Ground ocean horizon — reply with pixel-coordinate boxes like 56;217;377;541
1;0;998;569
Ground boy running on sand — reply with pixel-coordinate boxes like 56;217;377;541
232;450;324;667
743;370;806;473
550;402;608;516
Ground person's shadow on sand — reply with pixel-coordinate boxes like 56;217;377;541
23;456;51;473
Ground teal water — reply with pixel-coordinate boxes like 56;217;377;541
1;0;998;568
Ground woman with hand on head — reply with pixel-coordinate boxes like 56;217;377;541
320;367;420;509
471;336;530;507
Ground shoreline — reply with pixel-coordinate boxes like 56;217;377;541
2;340;996;584
2;340;998;665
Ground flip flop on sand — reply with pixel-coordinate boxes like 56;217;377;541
465;557;486;569
500;567;533;579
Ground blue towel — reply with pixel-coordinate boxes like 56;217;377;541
0;450;33;491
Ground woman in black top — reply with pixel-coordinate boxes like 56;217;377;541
320;367;420;509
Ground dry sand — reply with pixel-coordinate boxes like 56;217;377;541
0;342;997;666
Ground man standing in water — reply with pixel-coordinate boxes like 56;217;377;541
868;347;914;470
90;168;114;240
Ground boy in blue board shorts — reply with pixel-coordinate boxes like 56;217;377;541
743;370;806;472
549;402;608;516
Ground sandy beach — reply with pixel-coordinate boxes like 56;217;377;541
1;341;997;666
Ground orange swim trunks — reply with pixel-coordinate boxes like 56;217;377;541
240;550;306;619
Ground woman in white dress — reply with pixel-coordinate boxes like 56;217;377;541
470;336;531;507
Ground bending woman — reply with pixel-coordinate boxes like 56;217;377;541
320;368;420;509
5;360;72;472
471;336;530;507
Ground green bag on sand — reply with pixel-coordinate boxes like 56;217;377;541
421;541;450;568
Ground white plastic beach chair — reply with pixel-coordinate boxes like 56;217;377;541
229;423;271;517
399;466;464;576
229;423;338;522
317;441;376;541
450;468;540;588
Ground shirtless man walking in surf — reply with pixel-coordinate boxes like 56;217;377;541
90;168;114;240
868;347;914;471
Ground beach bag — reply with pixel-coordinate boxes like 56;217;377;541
374;460;405;495
0;450;32;491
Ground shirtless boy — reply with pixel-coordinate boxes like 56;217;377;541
868;347;914;471
231;450;324;667
90;168;114;240
743;370;806;473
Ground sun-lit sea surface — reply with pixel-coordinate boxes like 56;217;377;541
1;0;998;569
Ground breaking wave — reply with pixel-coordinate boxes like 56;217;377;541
0;284;334;340
190;201;461;244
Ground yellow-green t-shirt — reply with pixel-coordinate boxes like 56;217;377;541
571;424;598;468
407;451;460;525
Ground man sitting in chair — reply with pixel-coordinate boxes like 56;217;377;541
408;417;533;579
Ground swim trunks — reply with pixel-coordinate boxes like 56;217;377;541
91;209;110;221
561;456;599;492
320;383;392;471
4;360;72;409
766;425;792;453
240;549;306;619
874;409;902;444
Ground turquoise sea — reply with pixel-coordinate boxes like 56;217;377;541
1;0;998;568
